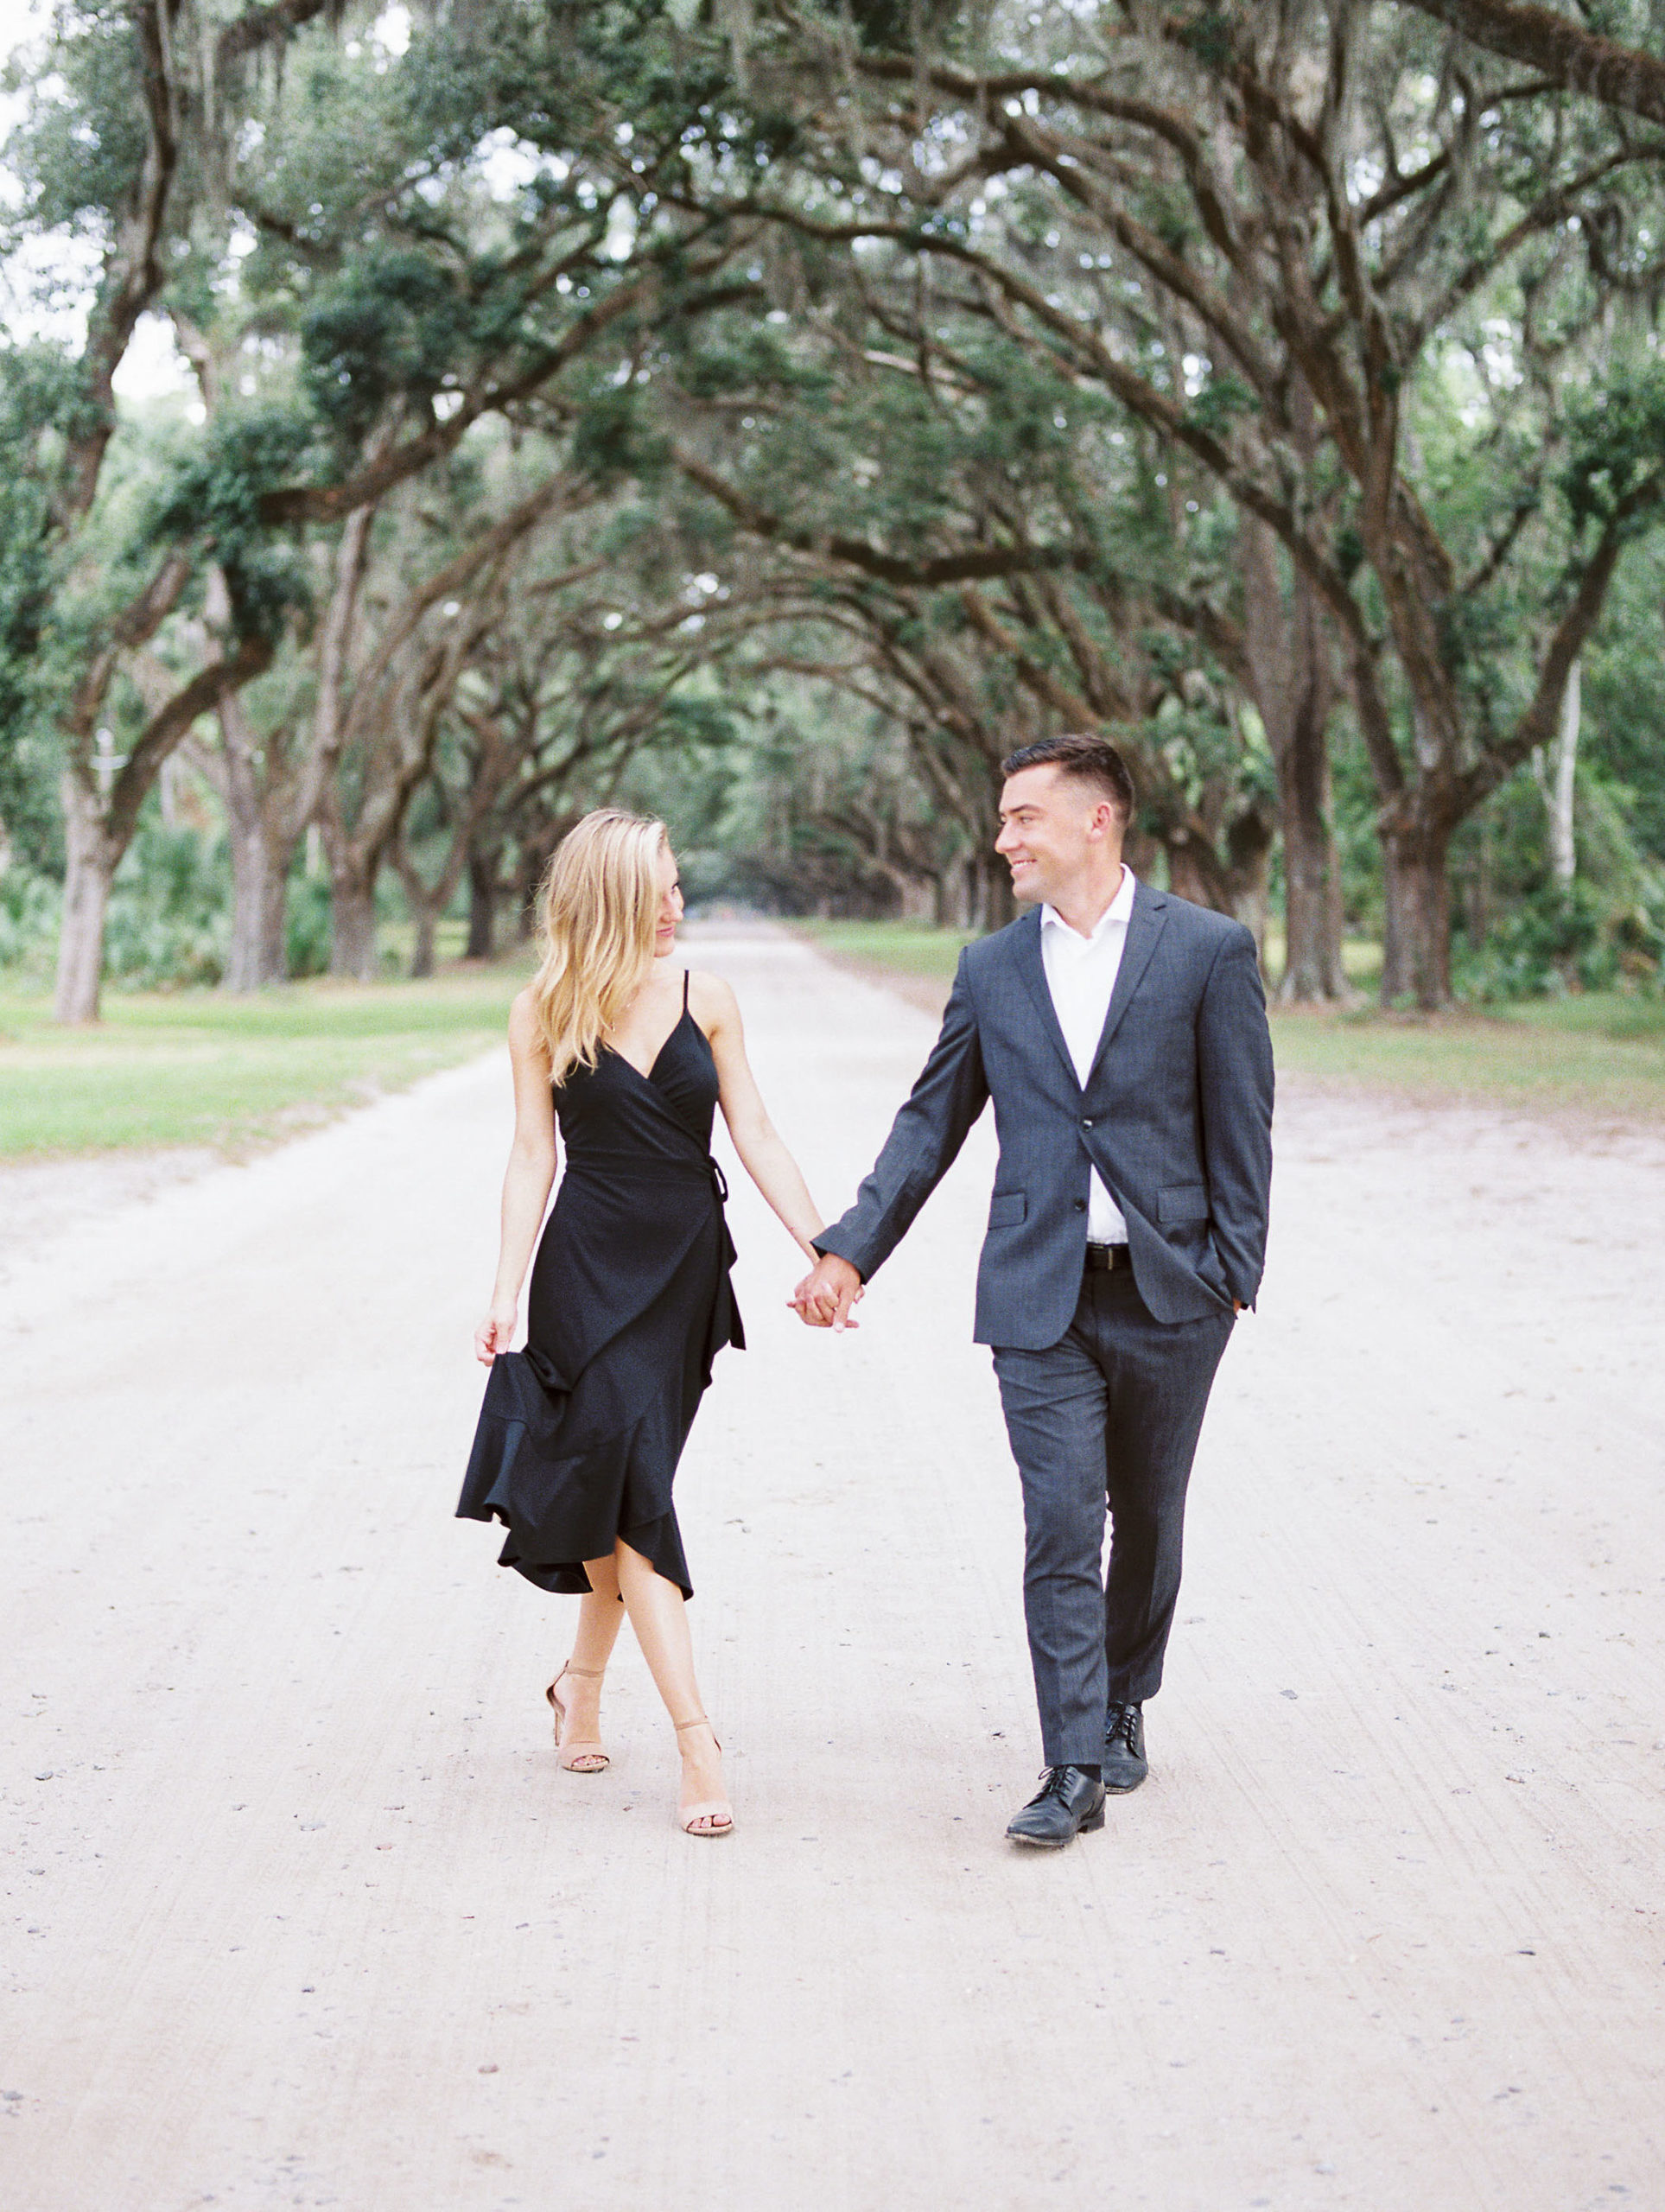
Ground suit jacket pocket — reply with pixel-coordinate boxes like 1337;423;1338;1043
987;1190;1026;1229
1157;1183;1211;1225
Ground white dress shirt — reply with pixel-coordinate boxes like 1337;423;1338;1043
1040;868;1136;1244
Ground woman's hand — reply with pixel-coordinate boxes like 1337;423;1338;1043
474;1296;518;1365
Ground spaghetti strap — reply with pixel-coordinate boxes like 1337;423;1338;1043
683;968;690;1011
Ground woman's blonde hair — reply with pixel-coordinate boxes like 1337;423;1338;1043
530;809;669;1085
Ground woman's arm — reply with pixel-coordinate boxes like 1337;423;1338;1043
473;990;558;1364
696;972;824;1258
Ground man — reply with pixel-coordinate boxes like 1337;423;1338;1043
794;734;1274;1848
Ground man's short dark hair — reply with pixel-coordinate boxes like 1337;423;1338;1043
1000;734;1136;825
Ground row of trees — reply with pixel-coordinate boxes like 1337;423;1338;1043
4;0;1665;1018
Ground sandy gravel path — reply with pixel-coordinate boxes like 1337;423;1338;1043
3;926;1662;2211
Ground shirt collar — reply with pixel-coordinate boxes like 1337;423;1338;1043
1041;867;1137;944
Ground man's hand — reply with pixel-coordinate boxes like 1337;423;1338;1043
790;1251;865;1332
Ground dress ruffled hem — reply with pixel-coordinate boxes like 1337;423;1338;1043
456;1349;695;1597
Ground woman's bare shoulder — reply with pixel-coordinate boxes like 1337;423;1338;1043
686;968;740;1028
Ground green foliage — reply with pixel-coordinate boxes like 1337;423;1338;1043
1453;880;1659;1001
0;867;59;976
104;820;230;989
302;251;487;442
0;409;56;863
1183;375;1259;439
285;870;334;980
0;338;105;465
146;407;317;639
1583;555;1665;863
571;385;670;486
10;0;1665;1046
1560;364;1665;537
0;1;147;242
1173;9;1236;73
842;0;958;48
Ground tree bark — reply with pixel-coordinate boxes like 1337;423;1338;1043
409;906;438;980
980;853;1015;931
1547;658;1579;888
1240;519;1346;1001
465;842;498;960
215;689;297;992
1224;806;1276;959
391;840;447;978
1159;798;1275;953
1279;745;1346;1001
53;778;119;1024
328;865;378;982
1380;815;1454;1010
224;817;281;991
1401;0;1665;130
1165;837;1221;912
222;814;295;990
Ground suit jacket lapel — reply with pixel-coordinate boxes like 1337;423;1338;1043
1087;880;1167;1083
1011;906;1081;1092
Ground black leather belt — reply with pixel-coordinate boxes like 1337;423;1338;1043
1084;1242;1131;1274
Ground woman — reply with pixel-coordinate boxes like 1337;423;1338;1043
458;810;823;1837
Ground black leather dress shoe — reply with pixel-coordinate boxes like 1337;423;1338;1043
1005;1765;1107;1848
1103;1701;1148;1792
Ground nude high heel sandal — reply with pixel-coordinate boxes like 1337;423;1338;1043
675;1715;734;1837
547;1663;609;1774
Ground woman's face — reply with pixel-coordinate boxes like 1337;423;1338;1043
653;841;683;958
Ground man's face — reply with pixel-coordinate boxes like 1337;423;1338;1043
995;764;1119;906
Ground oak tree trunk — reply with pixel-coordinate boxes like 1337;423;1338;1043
329;869;379;981
53;777;118;1025
409;903;438;979
1279;735;1346;1003
1380;818;1454;1009
1241;519;1346;1001
465;843;497;960
223;817;294;991
1547;658;1579;888
1164;838;1223;912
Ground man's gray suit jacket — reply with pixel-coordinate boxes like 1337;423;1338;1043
816;881;1275;1350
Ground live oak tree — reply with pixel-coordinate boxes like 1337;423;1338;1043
14;0;1665;1001
3;0;760;1014
1;0;338;1020
632;200;1281;929
655;0;1665;1002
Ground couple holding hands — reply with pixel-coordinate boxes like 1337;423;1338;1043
458;734;1274;1846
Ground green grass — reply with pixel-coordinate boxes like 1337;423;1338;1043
1272;994;1665;1120
0;961;531;1160
796;918;1665;1123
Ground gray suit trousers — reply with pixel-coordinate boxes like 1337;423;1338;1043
993;1266;1234;1767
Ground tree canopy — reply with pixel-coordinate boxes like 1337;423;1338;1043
3;0;1664;1014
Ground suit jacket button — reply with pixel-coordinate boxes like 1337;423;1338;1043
1080;1116;1093;1128
1073;1199;1087;1212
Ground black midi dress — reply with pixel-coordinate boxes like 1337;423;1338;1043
456;974;744;1599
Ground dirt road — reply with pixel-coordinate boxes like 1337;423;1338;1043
3;927;1661;2210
